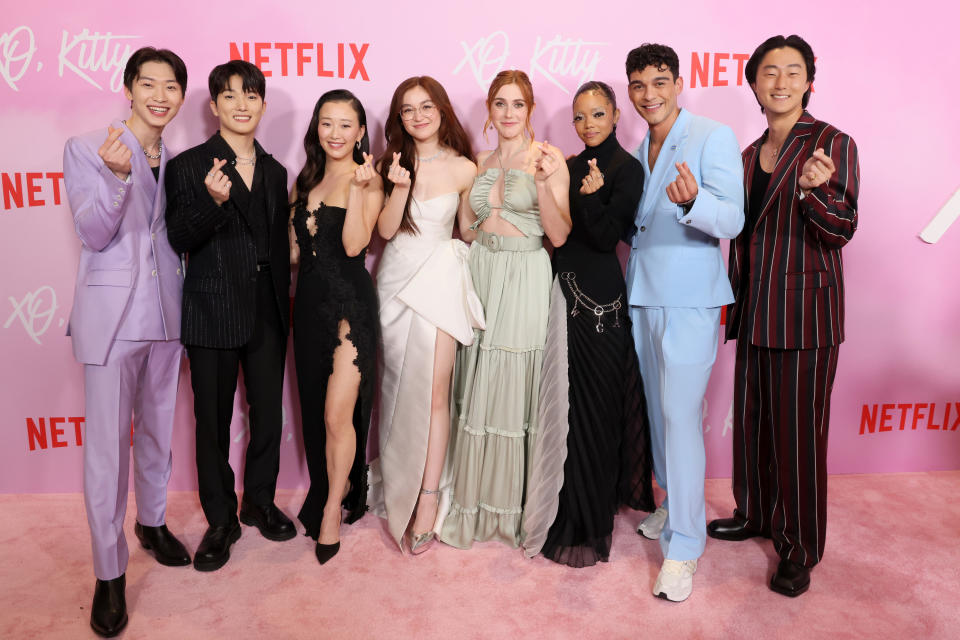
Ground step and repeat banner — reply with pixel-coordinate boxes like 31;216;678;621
2;1;957;492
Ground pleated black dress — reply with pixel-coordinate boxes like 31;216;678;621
539;133;655;567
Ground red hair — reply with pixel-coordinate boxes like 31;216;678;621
483;69;535;141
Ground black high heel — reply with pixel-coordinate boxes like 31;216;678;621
314;540;340;565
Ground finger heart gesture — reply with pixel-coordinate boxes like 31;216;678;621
352;152;376;187
204;158;232;206
387;152;411;187
580;157;604;194
98;125;132;179
666;161;698;205
798;148;835;192
535;141;560;182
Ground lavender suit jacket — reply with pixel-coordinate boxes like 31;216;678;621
64;122;183;365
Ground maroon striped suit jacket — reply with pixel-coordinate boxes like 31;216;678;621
726;111;859;349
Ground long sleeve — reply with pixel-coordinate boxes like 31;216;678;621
575;159;644;252
164;152;227;254
799;131;858;248
679;125;745;240
63;136;132;252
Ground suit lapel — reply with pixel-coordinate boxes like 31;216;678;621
118;122;157;225
753;111;816;228
638;109;690;226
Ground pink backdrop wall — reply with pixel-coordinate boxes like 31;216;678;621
2;1;958;493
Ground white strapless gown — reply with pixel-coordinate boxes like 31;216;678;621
367;193;485;549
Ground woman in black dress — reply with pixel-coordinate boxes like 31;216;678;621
529;81;654;567
289;90;383;564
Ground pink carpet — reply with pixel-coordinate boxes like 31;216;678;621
2;472;958;639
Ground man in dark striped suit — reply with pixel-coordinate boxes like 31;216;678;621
166;60;294;571
707;35;859;597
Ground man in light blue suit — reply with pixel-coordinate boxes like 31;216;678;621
624;43;744;602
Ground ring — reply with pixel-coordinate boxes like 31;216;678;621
207;172;214;178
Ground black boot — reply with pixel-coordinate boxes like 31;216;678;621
193;521;241;572
135;522;191;566
769;558;811;597
90;574;127;637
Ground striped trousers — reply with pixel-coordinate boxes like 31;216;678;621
731;332;839;569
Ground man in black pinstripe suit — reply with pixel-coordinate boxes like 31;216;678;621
166;60;294;571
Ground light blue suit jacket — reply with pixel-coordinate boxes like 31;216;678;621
626;109;744;308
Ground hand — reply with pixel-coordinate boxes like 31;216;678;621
352;152;376;188
534;141;562;183
386;152;410;187
666;161;698;206
798;148;835;193
98;126;132;181
579;158;604;194
204;158;231;206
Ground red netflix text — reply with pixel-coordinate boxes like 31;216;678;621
26;417;85;450
859;402;960;435
2;172;65;211
228;42;370;80
689;52;817;92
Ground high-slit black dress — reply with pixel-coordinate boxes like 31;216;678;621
539;133;655;567
291;202;376;538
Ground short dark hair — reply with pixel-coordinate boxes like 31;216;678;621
625;44;680;81
573;80;617;112
208;60;266;101
745;35;816;112
123;47;187;93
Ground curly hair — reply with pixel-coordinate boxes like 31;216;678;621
745;35;816;113
625;43;679;81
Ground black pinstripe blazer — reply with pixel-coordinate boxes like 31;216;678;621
165;133;290;349
726;112;859;350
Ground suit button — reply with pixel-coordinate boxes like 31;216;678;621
177;268;182;275
151;269;157;277
151;233;156;239
685;219;692;225
113;202;120;208
640;225;646;232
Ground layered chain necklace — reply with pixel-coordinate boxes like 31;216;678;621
121;120;162;159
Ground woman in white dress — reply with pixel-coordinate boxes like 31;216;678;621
368;76;483;554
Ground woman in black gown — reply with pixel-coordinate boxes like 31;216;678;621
537;81;655;567
289;90;383;564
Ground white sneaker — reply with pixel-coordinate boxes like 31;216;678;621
637;506;668;540
653;559;697;602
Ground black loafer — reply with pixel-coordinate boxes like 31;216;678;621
90;574;127;637
769;558;811;597
239;500;296;541
707;517;765;541
193;521;241;572
135;522;191;566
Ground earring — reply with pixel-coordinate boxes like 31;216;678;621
355;141;360;149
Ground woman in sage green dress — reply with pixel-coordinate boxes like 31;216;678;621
440;70;571;549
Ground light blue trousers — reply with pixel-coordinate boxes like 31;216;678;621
630;306;720;561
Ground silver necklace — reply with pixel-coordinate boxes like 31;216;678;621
121;120;162;159
417;149;444;163
234;155;256;166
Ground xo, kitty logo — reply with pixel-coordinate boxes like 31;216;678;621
454;31;606;94
4;286;60;345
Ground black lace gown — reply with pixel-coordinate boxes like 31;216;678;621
540;133;655;567
292;202;377;538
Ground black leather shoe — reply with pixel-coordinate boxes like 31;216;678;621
770;558;811;597
135;522;191;566
90;574;127;637
239;500;296;541
193;521;241;572
707;517;765;541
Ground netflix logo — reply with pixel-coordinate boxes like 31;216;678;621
2;172;65;211
688;51;816;91
859;402;960;435
27;417;85;450
228;42;369;80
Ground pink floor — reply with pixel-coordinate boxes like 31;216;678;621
2;472;958;639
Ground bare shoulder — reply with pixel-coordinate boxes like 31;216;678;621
476;149;494;168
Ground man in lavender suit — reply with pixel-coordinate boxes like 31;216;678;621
64;47;191;638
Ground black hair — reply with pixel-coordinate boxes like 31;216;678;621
293;90;370;208
625;43;680;81
208;59;266;101
573;80;617;112
745;35;816;112
123;47;187;93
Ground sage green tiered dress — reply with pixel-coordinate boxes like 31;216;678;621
440;168;551;548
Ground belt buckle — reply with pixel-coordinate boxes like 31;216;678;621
485;233;500;251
